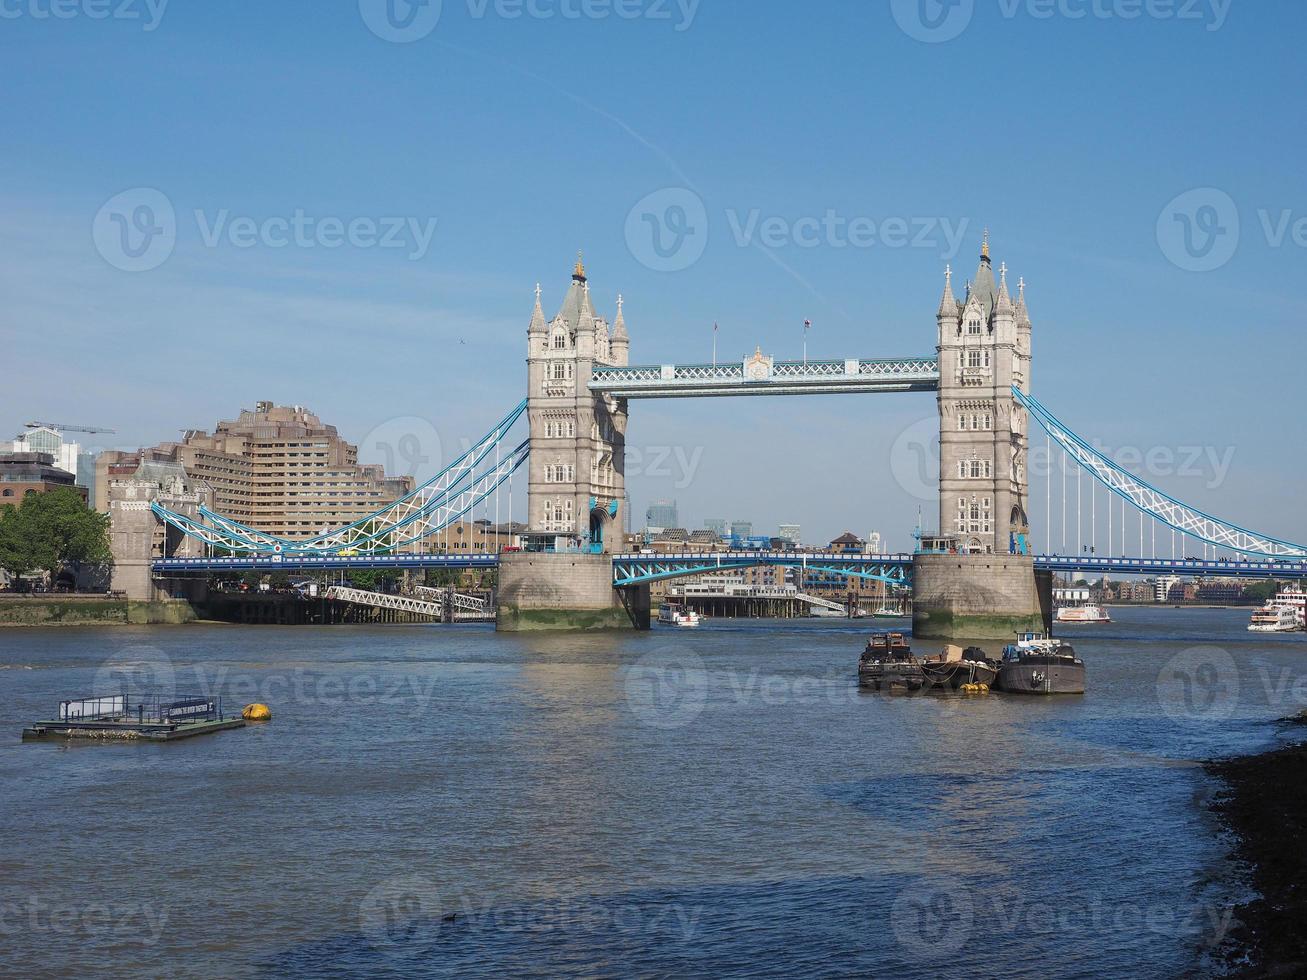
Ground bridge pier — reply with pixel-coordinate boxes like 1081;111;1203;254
496;553;650;631
911;553;1051;640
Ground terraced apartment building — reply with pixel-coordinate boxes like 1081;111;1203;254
96;401;413;541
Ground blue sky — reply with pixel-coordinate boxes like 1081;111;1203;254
1;0;1303;548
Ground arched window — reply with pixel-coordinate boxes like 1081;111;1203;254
1;489;11;497
552;331;567;350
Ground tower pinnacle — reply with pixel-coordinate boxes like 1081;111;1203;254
981;228;990;262
573;251;586;281
937;263;958;318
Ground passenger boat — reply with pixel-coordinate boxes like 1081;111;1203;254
1055;602;1112;625
920;645;999;690
995;632;1086;695
858;632;925;692
657;602;701;628
1247;585;1306;633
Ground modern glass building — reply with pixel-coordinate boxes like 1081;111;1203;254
646;499;678;529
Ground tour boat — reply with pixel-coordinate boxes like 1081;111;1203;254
858;632;925;692
1247;585;1305;633
995;632;1086;695
657;602;701;628
1055;603;1112;625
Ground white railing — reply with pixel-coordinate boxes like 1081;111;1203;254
325;586;443;618
413;585;489;614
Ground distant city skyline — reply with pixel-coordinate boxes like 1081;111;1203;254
2;4;1304;546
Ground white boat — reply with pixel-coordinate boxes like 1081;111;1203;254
658;602;701;628
1248;587;1305;633
1055;603;1112;624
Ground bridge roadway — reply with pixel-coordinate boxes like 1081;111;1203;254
151;552;1307;583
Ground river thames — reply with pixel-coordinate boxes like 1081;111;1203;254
2;607;1304;978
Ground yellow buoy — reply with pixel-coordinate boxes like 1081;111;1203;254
242;703;272;721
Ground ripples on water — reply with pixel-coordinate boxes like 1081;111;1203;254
0;608;1302;978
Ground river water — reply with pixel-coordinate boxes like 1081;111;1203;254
2;607;1305;978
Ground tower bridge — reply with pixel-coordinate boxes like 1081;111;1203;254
143;237;1307;636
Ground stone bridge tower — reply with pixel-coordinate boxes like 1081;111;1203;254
525;255;630;554
914;232;1046;640
935;232;1032;556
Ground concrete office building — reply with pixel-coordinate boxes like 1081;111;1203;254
96;401;413;539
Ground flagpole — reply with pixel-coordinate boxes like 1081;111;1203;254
712;322;717;368
803;318;811;368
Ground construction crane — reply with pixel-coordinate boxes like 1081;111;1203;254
25;421;117;435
